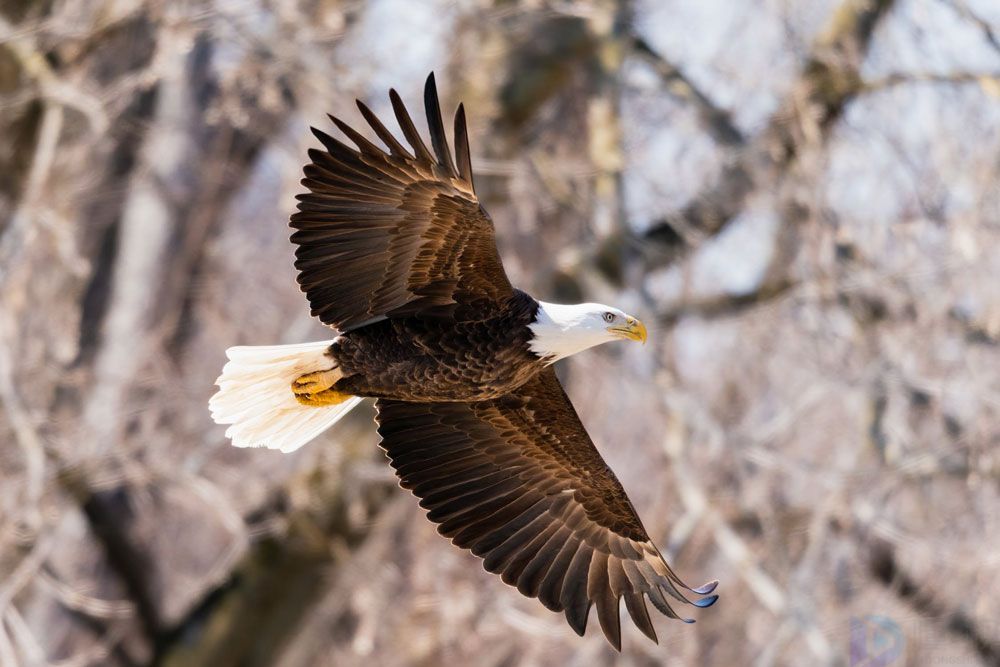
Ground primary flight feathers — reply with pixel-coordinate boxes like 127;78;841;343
211;73;717;650
292;74;511;332
378;370;719;649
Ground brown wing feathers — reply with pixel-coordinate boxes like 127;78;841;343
453;103;474;189
294;74;718;649
356;99;413;159
376;369;719;650
290;73;511;331
423;73;459;178
389;87;438;166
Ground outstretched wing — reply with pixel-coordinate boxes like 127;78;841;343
291;73;513;331
375;368;718;650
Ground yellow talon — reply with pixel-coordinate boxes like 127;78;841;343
292;369;338;395
294;388;352;406
292;368;350;405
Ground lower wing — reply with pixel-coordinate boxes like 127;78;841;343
374;368;718;650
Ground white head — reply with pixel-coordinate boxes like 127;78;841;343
528;301;648;363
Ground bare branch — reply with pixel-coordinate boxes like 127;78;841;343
628;35;745;147
939;0;1000;56
861;70;1000;92
643;0;897;265
867;538;1000;664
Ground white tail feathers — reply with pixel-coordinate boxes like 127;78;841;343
209;339;362;453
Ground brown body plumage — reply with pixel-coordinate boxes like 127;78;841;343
210;73;717;651
331;290;540;402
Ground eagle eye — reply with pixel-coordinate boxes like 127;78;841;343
603;312;615;323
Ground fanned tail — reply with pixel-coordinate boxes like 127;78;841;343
209;339;362;453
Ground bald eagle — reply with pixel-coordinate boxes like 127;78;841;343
210;74;717;649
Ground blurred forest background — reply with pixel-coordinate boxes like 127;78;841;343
1;0;999;665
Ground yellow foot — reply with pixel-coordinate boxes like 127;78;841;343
292;368;351;406
292;368;338;394
294;388;352;407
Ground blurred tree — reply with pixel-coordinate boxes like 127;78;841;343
1;0;999;665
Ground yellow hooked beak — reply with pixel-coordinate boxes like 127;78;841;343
609;316;648;344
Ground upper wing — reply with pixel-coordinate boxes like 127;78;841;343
291;73;514;331
375;368;718;650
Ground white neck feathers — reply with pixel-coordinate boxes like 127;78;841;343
528;301;616;363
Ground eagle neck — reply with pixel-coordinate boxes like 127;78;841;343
527;300;606;363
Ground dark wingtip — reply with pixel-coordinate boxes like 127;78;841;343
327;113;349;133
355;97;411;159
691;580;719;595
389;85;434;163
564;603;590;636
453;102;475;190
388;87;402;105
422;71;458;176
692;594;719;608
326;114;348;135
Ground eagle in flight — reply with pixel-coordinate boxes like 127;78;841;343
210;74;718;650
